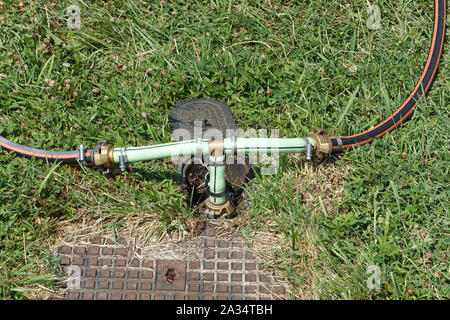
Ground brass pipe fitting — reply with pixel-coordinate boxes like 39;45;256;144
93;140;115;169
208;140;224;157
309;128;332;163
199;198;235;219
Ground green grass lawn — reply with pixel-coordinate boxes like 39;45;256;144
0;0;448;299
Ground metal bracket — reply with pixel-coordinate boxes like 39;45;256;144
194;137;204;164
119;147;128;172
230;135;238;156
336;136;343;151
302;138;312;161
78;144;88;165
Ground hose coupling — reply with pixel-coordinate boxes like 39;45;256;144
199;198;235;219
93;139;114;173
309;128;332;163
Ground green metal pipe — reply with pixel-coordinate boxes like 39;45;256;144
112;139;209;163
208;154;226;203
113;137;314;163
223;137;313;154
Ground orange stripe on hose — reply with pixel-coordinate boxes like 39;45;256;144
0;141;90;160
333;0;442;142
332;0;445;150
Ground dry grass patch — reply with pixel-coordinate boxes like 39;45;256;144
234;158;353;299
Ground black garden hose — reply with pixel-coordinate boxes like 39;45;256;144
330;0;446;150
0;136;94;165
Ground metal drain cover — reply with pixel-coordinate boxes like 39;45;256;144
53;229;288;300
169;98;237;138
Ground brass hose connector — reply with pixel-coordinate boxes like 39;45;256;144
93;140;114;169
208;140;224;157
199;198;235;219
309;128;332;163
